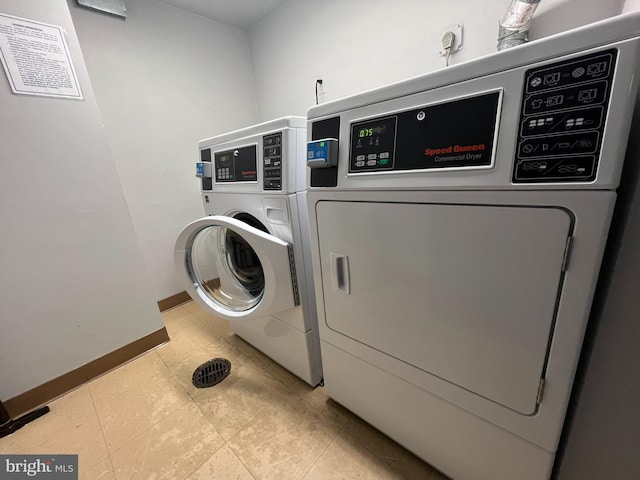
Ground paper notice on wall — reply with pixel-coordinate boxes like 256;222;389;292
0;13;82;99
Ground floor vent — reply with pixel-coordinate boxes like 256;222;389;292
192;358;231;388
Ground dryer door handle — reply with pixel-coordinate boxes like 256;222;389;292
330;252;350;295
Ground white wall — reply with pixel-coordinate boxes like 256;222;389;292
623;0;640;12
68;0;258;301
0;0;163;400
249;0;624;121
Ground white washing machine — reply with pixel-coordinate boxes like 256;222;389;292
175;117;322;386
305;13;640;480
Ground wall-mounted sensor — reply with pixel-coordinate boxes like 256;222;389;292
307;139;339;168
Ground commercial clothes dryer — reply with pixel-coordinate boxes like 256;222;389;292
305;12;640;480
175;117;322;386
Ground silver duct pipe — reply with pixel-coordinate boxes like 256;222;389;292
497;0;542;51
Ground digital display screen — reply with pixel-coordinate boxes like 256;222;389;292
357;123;389;138
350;117;397;171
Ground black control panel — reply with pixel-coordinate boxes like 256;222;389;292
214;145;257;183
200;148;212;190
349;91;501;173
310;117;340;187
263;132;282;190
513;49;617;183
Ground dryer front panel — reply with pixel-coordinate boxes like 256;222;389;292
316;200;572;415
175;216;299;321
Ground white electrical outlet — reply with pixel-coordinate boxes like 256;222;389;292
439;24;464;56
316;76;326;103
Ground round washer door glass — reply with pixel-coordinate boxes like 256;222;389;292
189;223;265;312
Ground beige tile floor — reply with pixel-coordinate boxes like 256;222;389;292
0;301;449;480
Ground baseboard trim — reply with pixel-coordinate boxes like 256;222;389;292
4;327;170;418
158;291;191;312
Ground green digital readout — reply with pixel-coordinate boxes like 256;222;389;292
359;128;373;138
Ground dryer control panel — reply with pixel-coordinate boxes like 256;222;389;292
349;91;501;174
263;132;282;190
513;50;617;183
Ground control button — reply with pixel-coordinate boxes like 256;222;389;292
566;117;586;128
356;155;365;161
355;161;365;167
307;151;314;159
518;131;599;158
525;81;607;115
265;159;271;166
380;159;390;166
379;152;390;159
367;154;377;160
587;61;607;76
544;72;561;85
367;160;377;166
578;88;598;102
530;77;542;87
572;67;585;78
545;94;564;108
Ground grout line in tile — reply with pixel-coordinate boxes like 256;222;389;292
161;397;227;480
181;444;221;480
190;391;225;441
207;394;272;444
300;424;342;480
227;444;258;480
90;365;193;459
87;383;116;478
188;395;260;479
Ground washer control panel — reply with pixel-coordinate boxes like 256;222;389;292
263;132;282;190
214;145;258;183
513;49;617;183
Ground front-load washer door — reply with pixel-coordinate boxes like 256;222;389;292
175;216;299;321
